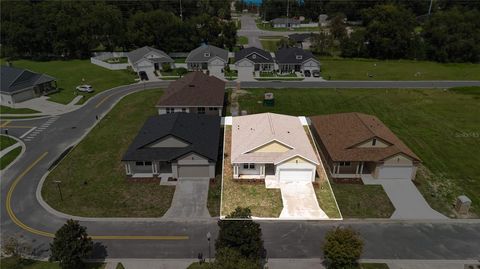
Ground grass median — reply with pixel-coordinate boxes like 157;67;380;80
42;89;176;217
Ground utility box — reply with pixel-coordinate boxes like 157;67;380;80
455;195;471;214
263;93;274;106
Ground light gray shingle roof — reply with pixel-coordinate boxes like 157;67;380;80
234;47;274;64
1;65;55;94
186;45;228;63
127;46;173;64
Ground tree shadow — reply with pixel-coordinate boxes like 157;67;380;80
91;242;108;261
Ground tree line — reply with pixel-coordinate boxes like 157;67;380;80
1;0;236;59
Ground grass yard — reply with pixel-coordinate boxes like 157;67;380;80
0;59;136;104
0;257;104;269
260;39;280;52
360;264;390;269
320;57;480;80
0;105;40;114
174;57;186;63
238;87;480;217
0;135;17;150
0;146;22;170
237;36;249;45
42;89;176;217
221;127;283;218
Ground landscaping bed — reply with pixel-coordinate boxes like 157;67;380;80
256;71;303;81
238;87;480;217
221;126;283;218
42;89;176;217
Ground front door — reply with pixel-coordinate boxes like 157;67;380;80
154;63;160;70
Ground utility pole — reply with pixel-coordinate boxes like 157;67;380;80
428;0;433;15
179;0;183;21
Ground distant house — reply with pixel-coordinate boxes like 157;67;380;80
234;47;274;77
126;46;174;74
122;113;221;179
275;47;320;73
310;112;421;180
271;18;300;28
156;72;225;116
185;45;228;77
288;33;313;49
0;65;57;105
231;113;319;183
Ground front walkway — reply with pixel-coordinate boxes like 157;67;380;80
362;175;447;220
279;181;328;219
2;95;83;116
163;178;211;219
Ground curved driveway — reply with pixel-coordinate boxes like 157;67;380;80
1;81;480;260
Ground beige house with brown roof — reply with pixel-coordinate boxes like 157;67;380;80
231;113;320;183
310;112;421;180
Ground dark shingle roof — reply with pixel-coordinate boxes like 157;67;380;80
122;113;221;162
275;47;317;64
289;33;312;42
1;65;55;94
186;45;228;63
234;47;274;64
127;46;173;64
156;72;225;107
310;112;421;162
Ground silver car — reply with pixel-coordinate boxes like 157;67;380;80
76;85;94;93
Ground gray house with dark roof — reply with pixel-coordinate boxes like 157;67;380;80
235;47;274;77
126;46;174;74
186;45;228;77
1;65;57;105
275;47;320;73
271;18;300;28
122;113;221;179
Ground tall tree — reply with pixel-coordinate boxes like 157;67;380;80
50;219;93;269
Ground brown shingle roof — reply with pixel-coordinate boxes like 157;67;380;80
310;112;421;162
156;72;225;107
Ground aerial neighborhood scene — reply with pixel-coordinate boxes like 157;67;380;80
1;0;480;269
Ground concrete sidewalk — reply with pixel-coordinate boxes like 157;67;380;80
2;95;83;116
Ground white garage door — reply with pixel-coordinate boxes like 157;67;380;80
377;166;413;179
237;66;253;80
178;165;210;178
279;169;312;182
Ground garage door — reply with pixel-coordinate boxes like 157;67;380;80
377;166;413;179
279;169;312;182
178;165;210;178
237;66;253;80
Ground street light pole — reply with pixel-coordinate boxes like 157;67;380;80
206;232;211;263
428;0;434;15
53;180;63;201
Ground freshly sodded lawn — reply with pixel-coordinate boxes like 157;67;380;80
1;59;136;104
0;257;104;269
238;36;249;45
0;146;22;170
238;87;480;217
0;135;17;150
0;105;40;114
221;127;283;218
320;57;480;80
42;89;176;217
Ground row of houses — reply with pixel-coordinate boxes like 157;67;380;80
127;45;321;79
123;71;421;184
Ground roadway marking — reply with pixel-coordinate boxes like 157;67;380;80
0;120;12;127
5;151;189;241
20;127;37;139
22;117;59;141
95;94;114;108
2;125;35;129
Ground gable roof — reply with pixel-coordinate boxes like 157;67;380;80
186;45;228;63
310;112;421;162
127;46;173;65
122;113;221;162
1;65;55;94
156;72;225;107
231;113;319;165
234;47;274;64
289;33;312;42
275;47;317;64
271;18;300;25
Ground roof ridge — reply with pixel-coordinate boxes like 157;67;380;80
355;112;377;138
267;113;275;136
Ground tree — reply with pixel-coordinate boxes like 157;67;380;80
2;235;31;258
176;67;188;77
323;227;364;269
215;207;265;262
212;248;260;269
340;28;368;58
221;21;238;51
311;32;334;56
50;219;93;269
329;13;347;41
277;37;296;49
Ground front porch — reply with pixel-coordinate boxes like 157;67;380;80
331;161;374;179
125;161;174;180
233;163;275;180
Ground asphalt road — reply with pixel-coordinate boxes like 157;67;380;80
2;81;480;260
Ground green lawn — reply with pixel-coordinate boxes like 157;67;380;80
260;39;280;52
104;57;128;64
0;135;17;150
320;57;480;80
0;105;40;114
174;57;186;63
0;146;22;170
42;89;176;217
0;257;104;269
1;59;136;104
238;87;480;217
237;36;249;45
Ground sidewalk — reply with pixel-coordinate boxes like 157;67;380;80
2;95;83;116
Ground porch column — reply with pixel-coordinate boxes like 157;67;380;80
125;163;131;175
153;162;158;175
355;163;360;174
336;164;341;174
360;162;364;174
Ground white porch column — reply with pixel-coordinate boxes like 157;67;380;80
125;163;131;175
355;163;359;174
360;162;364;174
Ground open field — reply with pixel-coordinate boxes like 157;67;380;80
238;87;480;217
319;57;480;81
221;127;283;218
42;89;176;217
0;105;40;114
0;59;136;104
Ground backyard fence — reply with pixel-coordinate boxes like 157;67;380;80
90;52;129;70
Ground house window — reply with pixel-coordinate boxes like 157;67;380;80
135;161;152;166
339;161;351;166
243;163;255;169
209;107;214;111
204;52;210;57
296;55;303;60
198;107;206;114
145;161;152;166
181;108;187;112
252;54;257;59
166;108;175;113
372;138;377;146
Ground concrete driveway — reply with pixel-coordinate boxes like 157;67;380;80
163;178;210;219
279;181;328;219
362;175;447;220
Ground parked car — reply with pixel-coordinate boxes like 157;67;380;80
76;85;94;93
312;70;320;77
139;71;149;81
304;70;311;77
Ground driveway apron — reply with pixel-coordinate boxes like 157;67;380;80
163;178;210;219
279;181;328;219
